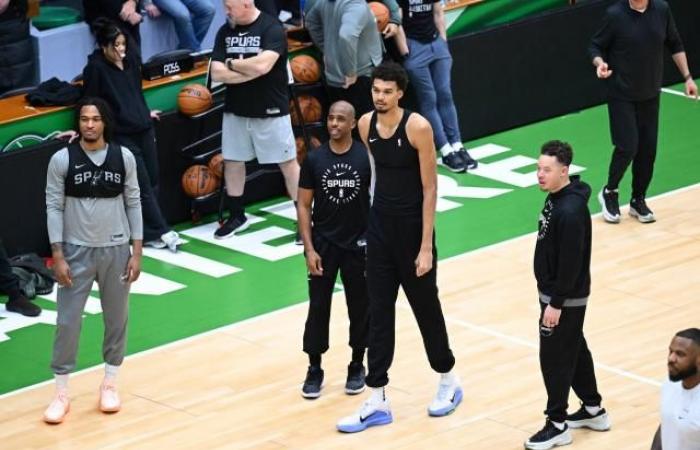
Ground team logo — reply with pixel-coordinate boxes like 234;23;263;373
1;131;63;153
321;162;361;205
537;199;553;240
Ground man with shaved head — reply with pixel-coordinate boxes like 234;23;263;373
651;328;700;450
297;101;372;399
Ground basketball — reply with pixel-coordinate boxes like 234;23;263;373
369;2;390;32
290;95;323;126
295;135;322;163
208;153;224;179
178;84;213;117
181;164;218;198
290;54;321;84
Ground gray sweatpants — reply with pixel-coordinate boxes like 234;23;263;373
51;243;131;375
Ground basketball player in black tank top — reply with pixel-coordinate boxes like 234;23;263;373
337;62;462;433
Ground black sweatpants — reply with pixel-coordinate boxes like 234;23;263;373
114;127;170;242
538;301;602;423
606;96;660;199
0;239;21;298
303;234;369;356
365;209;455;388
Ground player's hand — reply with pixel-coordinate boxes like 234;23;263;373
305;250;323;276
414;248;433;277
150;110;162;120
145;4;161;18
344;75;358;89
685;78;698;99
124;255;141;283
542;305;562;328
55;130;79;143
382;23;398;38
53;258;72;288
126;11;142;25
120;0;136;20
596;61;612;79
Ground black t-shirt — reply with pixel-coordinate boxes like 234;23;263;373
212;13;290;118
299;140;371;249
398;0;438;43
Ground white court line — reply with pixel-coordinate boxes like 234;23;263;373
3;183;697;399
661;87;698;99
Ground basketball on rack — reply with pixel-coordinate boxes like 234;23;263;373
369;2;390;32
181;164;218;198
178;84;213;117
290;54;321;84
290;95;323;126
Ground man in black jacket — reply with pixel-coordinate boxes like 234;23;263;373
525;141;609;450
590;0;697;224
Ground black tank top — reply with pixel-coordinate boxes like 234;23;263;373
368;109;423;216
65;142;125;198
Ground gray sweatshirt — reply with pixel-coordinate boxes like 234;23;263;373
46;144;143;247
304;0;386;87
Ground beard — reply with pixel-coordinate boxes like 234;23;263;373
669;365;698;382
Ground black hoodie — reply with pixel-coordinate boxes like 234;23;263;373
533;175;592;309
82;48;152;135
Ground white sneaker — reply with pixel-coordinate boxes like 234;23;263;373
428;375;463;416
336;397;393;433
43;390;70;424
144;239;167;249
160;231;182;253
99;383;121;413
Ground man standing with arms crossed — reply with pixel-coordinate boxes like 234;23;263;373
211;0;300;240
336;62;461;433
526;141;609;450
44;97;142;424
298;101;371;399
590;0;697;224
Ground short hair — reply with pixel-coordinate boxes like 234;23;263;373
91;18;124;49
75;97;115;142
540;140;573;166
371;62;409;92
676;328;700;346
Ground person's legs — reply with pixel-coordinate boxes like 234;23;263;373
182;0;216;45
606;99;639;191
153;0;200;50
631;96;660;200
429;39;462;148
340;244;370;394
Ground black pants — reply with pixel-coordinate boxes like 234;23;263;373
539;302;602;423
365;209;455;388
606;96;660;198
303;234;369;356
327;76;374;119
0;239;20;298
114;127;170;241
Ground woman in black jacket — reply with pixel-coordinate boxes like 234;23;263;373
82;18;180;251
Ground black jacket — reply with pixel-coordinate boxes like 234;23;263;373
534;176;592;309
82;48;152;134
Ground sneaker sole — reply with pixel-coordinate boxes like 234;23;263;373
99;404;121;413
524;430;572;450
428;387;463;417
214;220;250;240
301;382;323;399
597;190;620;224
43;403;70;424
442;164;466;173
629;207;656;223
344;384;366;395
5;303;41;317
337;410;393;433
566;414;611;431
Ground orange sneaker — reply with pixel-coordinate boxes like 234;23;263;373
99;383;121;413
43;391;70;424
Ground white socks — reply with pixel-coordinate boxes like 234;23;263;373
451;142;464;152
369;386;385;404
440;370;457;385
585;405;601;415
54;374;69;392
552;421;566;430
440;143;456;157
104;363;120;384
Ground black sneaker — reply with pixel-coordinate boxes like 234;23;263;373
301;365;323;399
598;187;621;223
214;214;249;239
344;362;366;395
629;197;656;223
5;295;42;317
524;420;572;450
456;148;478;170
566;404;611;431
441;151;466;173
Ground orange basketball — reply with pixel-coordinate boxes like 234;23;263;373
290;95;322;126
295;135;322;163
181;164;218;198
208;153;224;178
290;54;321;84
369;2;390;32
178;84;213;117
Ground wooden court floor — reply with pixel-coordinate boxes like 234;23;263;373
1;186;698;449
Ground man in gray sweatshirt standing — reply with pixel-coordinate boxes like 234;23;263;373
43;97;143;424
304;0;398;116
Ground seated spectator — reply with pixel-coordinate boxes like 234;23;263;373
0;239;41;317
145;0;215;51
83;0;143;48
0;0;34;96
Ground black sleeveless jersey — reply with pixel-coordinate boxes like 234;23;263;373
367;109;423;215
64;142;125;198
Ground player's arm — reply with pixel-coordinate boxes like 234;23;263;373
357;112;372;149
210;60;258;84
671;52;697;98
46;151;71;287
226;50;281;78
589;11;613;79
122;148;142;283
304;0;324;52
433;1;447;41
408;114;437;277
337;2;372;82
297;187;322;276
